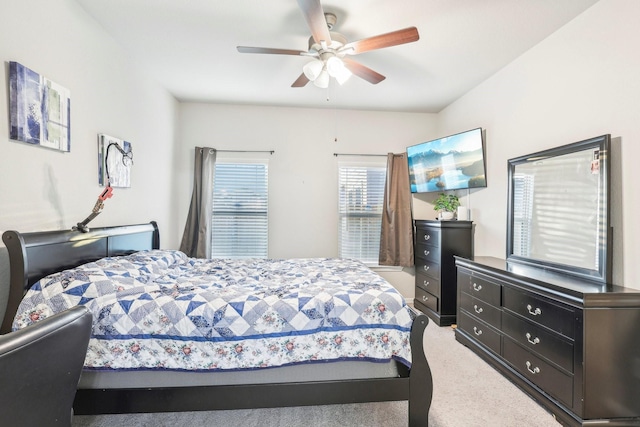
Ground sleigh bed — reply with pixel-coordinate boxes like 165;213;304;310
1;222;433;426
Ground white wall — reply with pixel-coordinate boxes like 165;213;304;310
423;0;639;288
0;0;178;320
177;103;438;297
3;0;637;315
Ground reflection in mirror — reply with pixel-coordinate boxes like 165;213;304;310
507;135;611;285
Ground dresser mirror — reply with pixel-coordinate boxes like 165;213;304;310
506;134;611;285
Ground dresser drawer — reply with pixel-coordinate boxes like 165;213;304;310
502;311;574;373
416;272;441;298
415;286;438;312
458;311;501;354
415;243;441;263
503;287;576;339
416;258;440;279
459;291;501;329
458;271;501;306
503;337;573;407
415;227;440;247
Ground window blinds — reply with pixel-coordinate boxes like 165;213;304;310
338;164;386;265
212;162;268;258
512;174;534;257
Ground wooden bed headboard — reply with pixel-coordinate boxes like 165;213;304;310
1;221;159;333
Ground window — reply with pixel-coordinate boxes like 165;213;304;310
338;162;387;265
212;162;268;258
512;174;534;257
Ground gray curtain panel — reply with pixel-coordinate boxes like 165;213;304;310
179;147;216;258
379;153;414;267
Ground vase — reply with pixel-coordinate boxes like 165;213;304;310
439;211;455;220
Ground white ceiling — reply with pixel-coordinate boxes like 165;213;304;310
75;0;599;113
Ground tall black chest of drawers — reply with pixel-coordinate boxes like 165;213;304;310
414;220;473;326
455;256;640;426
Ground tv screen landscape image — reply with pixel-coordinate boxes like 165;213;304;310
407;128;487;193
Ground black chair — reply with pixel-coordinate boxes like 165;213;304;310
0;305;92;426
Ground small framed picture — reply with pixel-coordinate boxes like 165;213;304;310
98;134;133;187
590;150;600;174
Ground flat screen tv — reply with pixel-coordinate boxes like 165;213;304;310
407;128;487;193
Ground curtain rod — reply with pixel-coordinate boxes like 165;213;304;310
333;153;388;157
333;153;405;157
216;149;274;154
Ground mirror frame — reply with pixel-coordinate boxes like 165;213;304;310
506;134;612;285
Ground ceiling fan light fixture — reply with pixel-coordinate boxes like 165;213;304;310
326;56;351;85
325;56;343;76
313;70;330;88
334;68;351;85
303;59;323;81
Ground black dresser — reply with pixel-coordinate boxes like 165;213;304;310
455;256;640;426
414;220;473;326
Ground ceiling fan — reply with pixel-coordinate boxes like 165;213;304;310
236;0;419;88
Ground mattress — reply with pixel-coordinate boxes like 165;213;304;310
13;250;414;372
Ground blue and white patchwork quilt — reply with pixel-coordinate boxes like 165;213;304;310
13;250;414;372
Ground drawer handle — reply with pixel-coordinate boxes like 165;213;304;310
472;283;482;292
526;361;540;375
423;265;430;272
424;234;430;241
423;250;430;257
526;333;540;345
423;280;430;287
526;304;542;316
473;304;483;314
422;295;429;302
473;326;483;336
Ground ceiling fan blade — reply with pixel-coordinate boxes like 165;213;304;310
342;27;419;55
343;58;386;84
297;0;332;45
237;46;307;56
291;73;310;87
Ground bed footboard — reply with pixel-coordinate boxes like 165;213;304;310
408;311;433;426
74;311;434;426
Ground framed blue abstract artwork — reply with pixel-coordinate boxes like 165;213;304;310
9;61;71;152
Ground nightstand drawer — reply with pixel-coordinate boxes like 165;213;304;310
416;272;440;298
415;286;438;312
415;243;441;263
503;287;575;339
458;271;501;306
502;311;574;373
503;337;573;407
458;311;501;355
415;227;440;246
416;259;440;279
459;291;501;329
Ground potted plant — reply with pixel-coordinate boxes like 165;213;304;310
433;193;460;220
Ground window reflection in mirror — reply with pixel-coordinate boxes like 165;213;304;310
507;135;611;284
